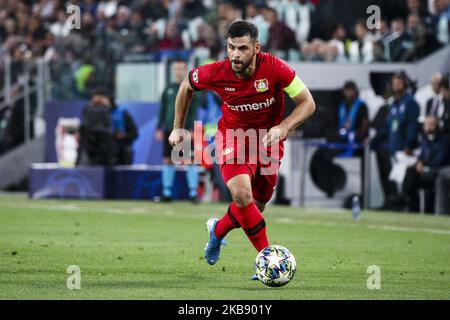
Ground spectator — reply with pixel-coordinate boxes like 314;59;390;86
374;72;420;157
74;61;96;99
337;81;369;199
278;0;314;45
192;22;221;56
140;0;170;21
42;30;56;61
432;0;450;45
77;88;118;166
49;9;71;38
217;2;241;49
155;59;200;202
373;40;388;62
436;77;450;139
246;3;269;47
115;5;131;32
407;0;436;35
425;72;444;117
405;13;441;61
374;18;391;42
264;7;298;57
372;72;420;206
81;0;99;16
129;10;146;43
401;116;450;212
32;0;57;20
28;16;47;45
349;19;375;63
309;81;369;200
301;38;324;61
407;13;423;39
159;19;184;50
337;81;369;152
0;0;446;103
0;87;32;155
328;23;349;62
108;95;139;165
0;17;15;43
407;0;432;21
97;0;118;19
385;17;414;62
16;11;29;36
77;11;97;45
179;0;206;21
370;91;398;209
49;50;78;99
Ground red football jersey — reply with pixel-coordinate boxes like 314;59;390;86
188;52;296;132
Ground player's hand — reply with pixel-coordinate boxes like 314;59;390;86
263;125;289;148
168;128;187;152
154;129;163;141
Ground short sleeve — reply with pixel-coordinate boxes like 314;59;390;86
188;63;216;91
273;56;297;89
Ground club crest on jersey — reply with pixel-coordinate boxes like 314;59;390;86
254;79;269;92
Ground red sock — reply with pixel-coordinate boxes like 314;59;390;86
214;205;241;240
231;202;269;252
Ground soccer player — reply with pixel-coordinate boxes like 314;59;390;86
168;20;316;275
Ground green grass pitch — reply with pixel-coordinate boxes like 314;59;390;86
0;193;449;299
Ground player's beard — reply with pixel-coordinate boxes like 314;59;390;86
231;56;253;76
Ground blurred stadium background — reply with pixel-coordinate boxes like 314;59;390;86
0;0;450;300
1;0;449;213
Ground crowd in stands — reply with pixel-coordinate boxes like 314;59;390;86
0;0;449;99
0;0;449;212
323;72;450;214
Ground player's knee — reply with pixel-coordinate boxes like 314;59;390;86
229;186;253;208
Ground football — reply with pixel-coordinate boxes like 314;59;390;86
255;245;297;287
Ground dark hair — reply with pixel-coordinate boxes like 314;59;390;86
227;20;258;41
391;70;417;94
392;17;405;23
331;22;345;33
440;78;449;90
391;71;408;84
355;18;368;30
343;80;358;91
343;80;359;97
91;87;109;98
172;57;187;64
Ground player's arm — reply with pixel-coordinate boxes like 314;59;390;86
263;76;316;147
168;78;195;150
173;77;195;129
279;78;316;133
